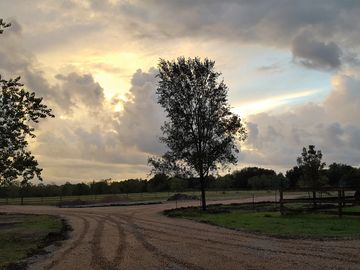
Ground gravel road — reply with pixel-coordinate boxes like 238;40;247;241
1;197;359;270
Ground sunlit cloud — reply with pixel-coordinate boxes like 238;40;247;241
232;89;320;117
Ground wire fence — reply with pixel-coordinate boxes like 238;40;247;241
0;190;279;206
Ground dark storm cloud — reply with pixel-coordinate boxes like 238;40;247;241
4;1;360;72
55;72;105;111
105;0;359;71
292;31;342;70
112;0;360;43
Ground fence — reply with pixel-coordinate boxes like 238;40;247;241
0;190;279;206
279;187;360;217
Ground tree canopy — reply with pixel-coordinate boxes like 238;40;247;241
149;57;246;210
0;19;11;34
297;145;326;189
0;20;54;186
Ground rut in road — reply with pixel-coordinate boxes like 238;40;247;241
90;215;127;270
123;215;207;270
108;216;127;267
44;215;90;270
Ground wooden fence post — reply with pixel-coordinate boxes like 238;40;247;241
252;193;255;210
280;189;284;215
274;190;277;206
338;189;343;218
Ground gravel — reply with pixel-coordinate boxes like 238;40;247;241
1;197;359;270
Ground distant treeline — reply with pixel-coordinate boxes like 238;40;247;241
1;163;360;198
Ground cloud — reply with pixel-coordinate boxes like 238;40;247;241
242;73;360;169
54;72;105;112
29;67;165;182
3;1;360;181
232;89;319;117
256;64;282;73
112;0;360;71
116;68;167;155
325;74;360;124
108;1;360;45
292;31;342;70
0;23;107;114
0;19;166;182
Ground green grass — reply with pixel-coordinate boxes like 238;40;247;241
344;205;360;212
0;214;64;269
165;204;360;239
0;190;280;206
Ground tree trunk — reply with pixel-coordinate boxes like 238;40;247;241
312;191;317;209
200;175;207;211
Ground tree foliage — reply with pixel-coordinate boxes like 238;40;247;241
0;19;11;34
248;173;287;190
0;20;54;186
149;57;246;210
285;166;303;188
326;163;354;187
296;145;326;189
232;167;276;188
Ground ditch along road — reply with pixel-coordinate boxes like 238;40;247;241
1;197;360;270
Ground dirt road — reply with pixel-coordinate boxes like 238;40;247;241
1;198;360;270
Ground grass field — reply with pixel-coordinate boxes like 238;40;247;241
0;190;279;206
0;214;65;269
165;203;360;239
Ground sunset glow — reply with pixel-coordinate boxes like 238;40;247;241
1;1;360;182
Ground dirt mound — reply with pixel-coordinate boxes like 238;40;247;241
57;199;91;207
167;193;198;201
100;195;128;203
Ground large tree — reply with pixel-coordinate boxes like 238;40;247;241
0;20;54;187
149;57;246;210
296;145;326;208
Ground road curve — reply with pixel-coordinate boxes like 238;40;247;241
1;198;360;270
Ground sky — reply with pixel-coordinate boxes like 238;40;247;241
1;0;360;183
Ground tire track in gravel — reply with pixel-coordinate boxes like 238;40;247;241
90;215;127;270
91;217;114;270
132;217;359;269
141;230;262;270
107;215;127;268
111;213;208;269
61;211;127;269
134;220;360;265
142;228;359;270
43;215;90;270
125;215;207;270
